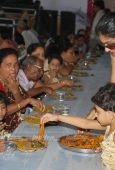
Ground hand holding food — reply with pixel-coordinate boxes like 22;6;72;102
28;98;44;112
41;113;57;123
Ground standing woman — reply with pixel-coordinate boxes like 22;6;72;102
0;48;43;133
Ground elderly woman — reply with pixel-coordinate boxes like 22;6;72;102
0;48;43;133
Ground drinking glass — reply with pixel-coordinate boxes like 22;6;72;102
56;92;65;102
60;105;70;116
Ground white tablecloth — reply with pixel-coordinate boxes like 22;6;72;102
0;52;110;170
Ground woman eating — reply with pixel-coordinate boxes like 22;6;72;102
0;48;43;133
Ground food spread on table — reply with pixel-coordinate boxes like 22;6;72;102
9;137;48;152
71;71;88;76
62;84;83;90
33;104;59;113
48;92;77;100
59;134;104;149
23;113;43;126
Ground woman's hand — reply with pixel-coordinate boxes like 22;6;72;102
41;113;57;123
0;122;6;131
28;98;43;110
43;87;56;96
7;77;19;94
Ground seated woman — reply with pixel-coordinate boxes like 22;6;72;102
58;39;85;76
0;48;43;133
63;30;75;44
75;34;87;53
0;28;18;50
27;43;45;61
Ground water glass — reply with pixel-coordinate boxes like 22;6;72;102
57;92;65;101
52;106;61;114
3;142;17;159
60;105;70;116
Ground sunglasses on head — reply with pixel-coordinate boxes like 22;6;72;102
98;39;115;50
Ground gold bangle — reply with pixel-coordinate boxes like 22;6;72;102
69;63;74;66
17;103;21;110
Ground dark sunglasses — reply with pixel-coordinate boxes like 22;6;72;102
98;40;115;50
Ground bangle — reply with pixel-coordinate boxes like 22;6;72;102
56;114;59;121
17;103;21;110
69;63;74;66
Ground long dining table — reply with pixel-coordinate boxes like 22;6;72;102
0;52;111;170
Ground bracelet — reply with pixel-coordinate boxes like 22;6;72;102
17;103;21;110
69;63;74;66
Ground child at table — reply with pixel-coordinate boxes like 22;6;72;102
41;82;115;170
44;54;74;87
0;91;9;152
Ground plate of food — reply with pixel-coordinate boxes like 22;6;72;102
8;137;48;152
23;113;44;126
71;71;88;77
48;92;77;100
58;134;104;154
33;104;60;113
73;85;83;90
61;84;83;91
59;76;81;82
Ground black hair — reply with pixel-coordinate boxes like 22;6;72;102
91;82;115;112
48;53;63;65
27;43;44;55
77;29;86;35
95;12;115;38
0;91;9;105
58;39;73;54
0;48;18;65
0;28;12;40
63;30;75;39
75;34;85;40
14;32;25;45
94;0;105;10
105;8;111;14
45;44;58;58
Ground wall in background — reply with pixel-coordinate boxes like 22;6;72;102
104;0;115;11
40;0;88;33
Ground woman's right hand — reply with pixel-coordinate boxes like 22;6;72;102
27;98;44;110
0;122;6;131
